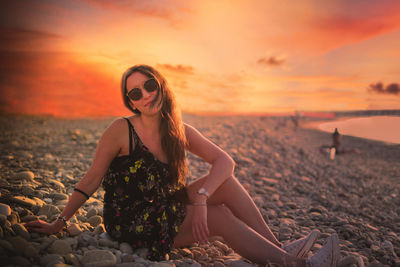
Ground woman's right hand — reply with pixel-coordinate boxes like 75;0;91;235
25;219;63;235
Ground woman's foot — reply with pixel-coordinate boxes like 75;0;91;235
307;233;339;267
282;229;320;258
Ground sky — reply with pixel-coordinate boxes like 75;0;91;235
0;0;399;117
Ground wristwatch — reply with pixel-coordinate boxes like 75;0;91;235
197;187;210;198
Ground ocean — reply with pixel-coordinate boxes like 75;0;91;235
317;116;400;144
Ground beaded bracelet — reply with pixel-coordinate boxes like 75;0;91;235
74;187;90;200
57;215;68;230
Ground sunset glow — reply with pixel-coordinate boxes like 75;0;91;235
1;0;399;117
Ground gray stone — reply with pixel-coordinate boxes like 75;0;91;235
93;224;105;235
21;185;36;196
40;254;65;266
38;236;56;252
11;196;38;207
33;196;46;207
11;223;31;240
0;214;7;225
47;178;65;189
99;238;114;247
67;223;83;236
38;204;61;218
7;236;39;258
49;239;73;255
51;192;69;201
120;242;134;254
13;171;35;181
87;215;103;227
10;256;31;267
64;237;79;250
148;262;176;267
86;208;98;219
121;253;135;263
0;239;15;253
0;203;11;216
64;253;81;267
78;232;98;247
81;249;117;267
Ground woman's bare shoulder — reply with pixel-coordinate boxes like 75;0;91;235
102;117;131;139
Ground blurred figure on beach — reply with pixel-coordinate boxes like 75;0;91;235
291;112;300;131
332;128;341;152
26;64;340;266
320;127;359;158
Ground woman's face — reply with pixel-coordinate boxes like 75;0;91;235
126;72;161;115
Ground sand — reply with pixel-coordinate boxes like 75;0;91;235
0;114;399;266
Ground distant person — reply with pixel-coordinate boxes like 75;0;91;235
26;64;339;266
332;128;341;152
320;127;359;158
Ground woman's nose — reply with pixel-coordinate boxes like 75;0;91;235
142;88;151;99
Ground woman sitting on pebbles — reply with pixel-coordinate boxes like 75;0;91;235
26;65;340;266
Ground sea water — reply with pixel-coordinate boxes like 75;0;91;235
317;116;400;144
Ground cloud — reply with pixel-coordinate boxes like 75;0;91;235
0;26;61;51
0;26;125;117
368;82;400;95
257;56;285;67
156;64;195;75
83;0;193;27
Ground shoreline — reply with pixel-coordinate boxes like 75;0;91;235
1;114;399;266
302;115;400;145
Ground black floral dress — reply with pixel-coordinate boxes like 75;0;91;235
102;117;188;260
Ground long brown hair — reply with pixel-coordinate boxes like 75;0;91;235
121;65;188;185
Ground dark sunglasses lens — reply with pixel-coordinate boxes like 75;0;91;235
144;79;159;92
127;88;142;101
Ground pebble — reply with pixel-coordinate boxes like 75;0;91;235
7;236;39;258
0;203;12;216
11;223;31;240
87;215;103;227
40;254;65;266
81;249;117;267
49;239;73;255
11;196;38;207
0;115;398;266
120;242;134;254
12;171;35;181
67;223;83;236
37;204;61;219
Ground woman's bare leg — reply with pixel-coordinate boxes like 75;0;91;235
173;205;305;267
186;175;281;246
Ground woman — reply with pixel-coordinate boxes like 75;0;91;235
26;65;339;266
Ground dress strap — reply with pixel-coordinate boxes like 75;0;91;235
123;117;136;156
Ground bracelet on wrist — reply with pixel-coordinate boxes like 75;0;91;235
57;216;69;229
73;187;90;200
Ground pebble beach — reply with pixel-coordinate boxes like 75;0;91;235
0;114;399;267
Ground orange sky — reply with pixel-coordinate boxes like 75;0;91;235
1;0;399;117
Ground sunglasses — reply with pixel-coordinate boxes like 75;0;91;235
126;78;159;101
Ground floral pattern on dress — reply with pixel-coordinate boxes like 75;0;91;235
102;118;188;261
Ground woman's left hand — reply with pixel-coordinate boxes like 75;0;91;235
191;205;209;245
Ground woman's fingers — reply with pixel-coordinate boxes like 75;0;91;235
25;220;42;227
197;223;208;243
193;221;209;244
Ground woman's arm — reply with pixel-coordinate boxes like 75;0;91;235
26;118;126;234
184;123;235;203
